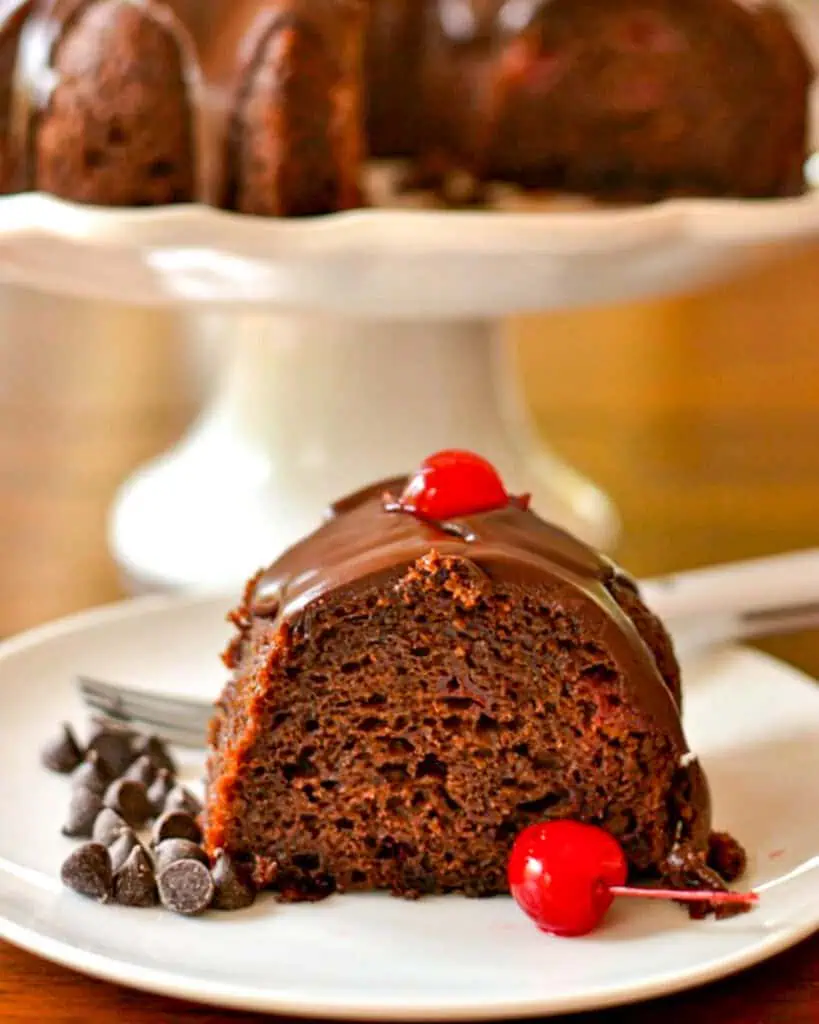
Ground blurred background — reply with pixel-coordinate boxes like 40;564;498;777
0;243;817;677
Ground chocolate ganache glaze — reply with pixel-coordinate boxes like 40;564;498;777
246;475;710;850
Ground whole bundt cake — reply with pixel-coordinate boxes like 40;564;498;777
204;452;741;904
0;0;813;212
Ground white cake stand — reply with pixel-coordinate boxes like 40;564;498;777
1;186;819;592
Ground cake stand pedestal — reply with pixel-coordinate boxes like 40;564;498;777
111;313;618;592
1;193;818;593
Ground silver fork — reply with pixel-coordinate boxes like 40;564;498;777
77;548;819;749
78;675;213;748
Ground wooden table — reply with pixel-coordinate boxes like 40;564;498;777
1;248;818;1021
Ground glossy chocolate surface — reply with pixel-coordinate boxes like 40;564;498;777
255;475;606;612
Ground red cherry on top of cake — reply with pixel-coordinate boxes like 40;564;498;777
397;450;511;520
509;821;758;937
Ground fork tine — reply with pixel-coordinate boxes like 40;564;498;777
77;675;213;716
76;676;212;749
80;686;210;733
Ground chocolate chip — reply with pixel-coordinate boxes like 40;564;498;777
91;807;128;847
60;842;112;902
62;788;104;838
164;785;202;817
157;859;214;916
133;735;176;778
154;838;208;873
113;845;157;908
103;779;152;829
86;726;136;778
151;810;202;846
109;828;144;874
122;754;156;788
212;850;256;911
146;768;175;816
72;750;111;795
41;724;83;774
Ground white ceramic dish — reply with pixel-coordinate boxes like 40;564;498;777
1;593;818;1019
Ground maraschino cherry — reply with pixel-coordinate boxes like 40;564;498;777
509;821;628;937
508;821;758;937
395;450;517;520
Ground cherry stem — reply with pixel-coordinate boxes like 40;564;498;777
609;885;759;906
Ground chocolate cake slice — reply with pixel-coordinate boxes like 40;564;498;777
205;455;735;903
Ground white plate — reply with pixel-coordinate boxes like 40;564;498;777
1;593;818;1020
